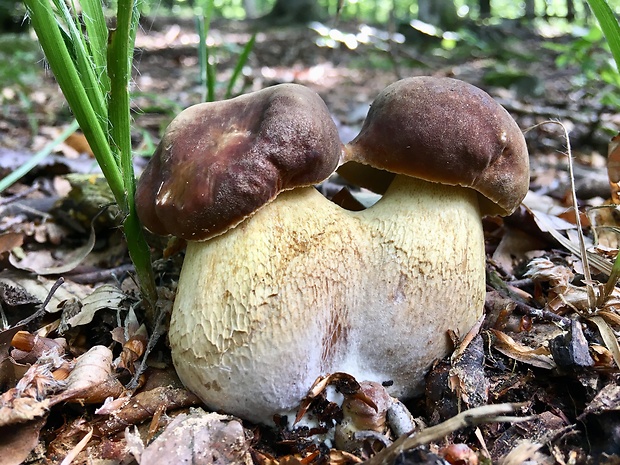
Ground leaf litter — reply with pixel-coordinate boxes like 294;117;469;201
1;17;620;465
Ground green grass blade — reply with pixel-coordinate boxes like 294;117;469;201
24;0;124;204
108;0;136;204
586;0;620;71
50;0;108;122
0;120;80;194
196;15;208;102
206;47;216;102
108;0;158;309
224;33;256;99
587;0;620;298
80;0;111;96
196;0;215;102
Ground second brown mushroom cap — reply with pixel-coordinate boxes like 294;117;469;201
135;77;530;425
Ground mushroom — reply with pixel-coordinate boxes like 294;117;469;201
135;78;529;425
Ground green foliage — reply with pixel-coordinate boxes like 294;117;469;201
0;35;43;139
195;0;256;102
585;0;620;72
548;23;620;108
0;35;42;90
24;0;158;312
584;0;620;297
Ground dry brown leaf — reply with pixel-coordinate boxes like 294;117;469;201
499;441;545;465
63;132;93;157
95;386;201;435
0;269;91;313
590;344;616;367
128;409;253;465
492;228;547;276
9;220;96;275
328;449;363;465
62;284;125;329
0;417;47;465
0;232;23;256
579;383;620;418
52;345;125;404
586;315;620;369
597;309;620;326
490;329;557;370
0;349;66;427
0;396;51;427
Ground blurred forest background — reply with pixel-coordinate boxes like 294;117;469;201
2;0;619;157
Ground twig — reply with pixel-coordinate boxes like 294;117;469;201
126;299;169;390
514;301;572;327
15;277;65;328
66;264;134;284
365;403;530;465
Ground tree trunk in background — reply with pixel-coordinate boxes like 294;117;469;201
524;0;536;19
418;0;459;30
259;0;320;25
479;0;491;18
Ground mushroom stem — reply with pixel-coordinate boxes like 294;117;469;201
169;173;485;425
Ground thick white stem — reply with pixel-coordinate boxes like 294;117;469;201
170;175;485;424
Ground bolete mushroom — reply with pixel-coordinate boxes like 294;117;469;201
135;78;530;425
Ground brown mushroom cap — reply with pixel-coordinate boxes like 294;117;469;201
135;84;342;241
342;76;530;216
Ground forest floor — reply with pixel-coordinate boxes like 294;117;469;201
1;15;620;465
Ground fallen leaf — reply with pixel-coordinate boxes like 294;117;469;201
0;232;23;256
95;385;201;435
52;345;124;404
490;330;557;369
579;384;620;418
129;409;253;465
0;417;47;465
9;221;96;275
0;269;91;313
64;284;125;329
0;396;52;427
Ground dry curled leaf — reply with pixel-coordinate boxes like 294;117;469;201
0;269;91;313
579;384;620;419
586;315;620;370
490;329;557;370
95;386;201;435
52;345;124;404
8;222;96;275
0;396;52;427
61;284;125;330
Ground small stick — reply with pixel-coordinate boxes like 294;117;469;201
365;404;530;465
15;277;65;328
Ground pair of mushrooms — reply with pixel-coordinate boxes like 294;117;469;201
135;77;530;425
